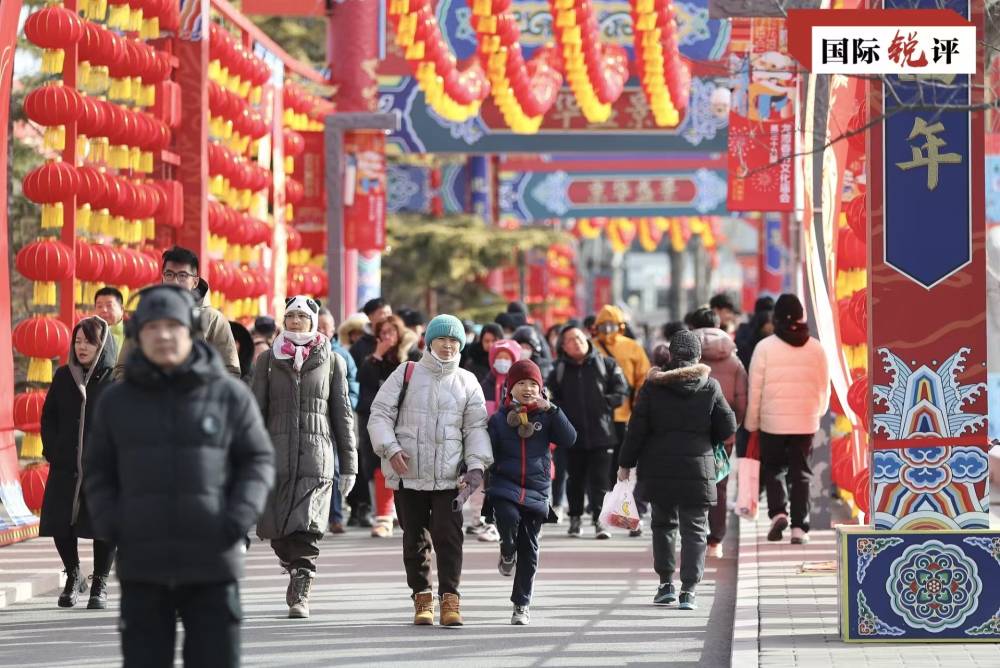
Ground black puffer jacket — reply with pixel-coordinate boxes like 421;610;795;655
40;317;117;539
85;341;275;584
546;343;628;450
620;363;737;507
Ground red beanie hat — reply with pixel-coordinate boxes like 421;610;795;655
507;359;543;390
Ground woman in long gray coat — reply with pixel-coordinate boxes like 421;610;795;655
252;296;357;619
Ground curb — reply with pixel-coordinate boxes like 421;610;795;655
0;570;62;609
731;515;760;668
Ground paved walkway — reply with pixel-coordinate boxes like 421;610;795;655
0;515;738;667
733;512;1000;667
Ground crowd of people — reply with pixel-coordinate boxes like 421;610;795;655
35;244;830;665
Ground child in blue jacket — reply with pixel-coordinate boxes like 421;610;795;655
487;360;577;625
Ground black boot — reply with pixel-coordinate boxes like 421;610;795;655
58;566;86;608
355;503;374;528
87;574;109;609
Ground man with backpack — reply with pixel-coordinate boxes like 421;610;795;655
547;325;629;539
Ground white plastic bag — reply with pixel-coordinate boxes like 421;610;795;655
599;479;641;531
736;457;760;520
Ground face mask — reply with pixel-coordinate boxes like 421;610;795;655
493;359;512;375
520;348;532;361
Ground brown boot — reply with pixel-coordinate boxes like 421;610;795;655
440;593;463;627
413;591;434;625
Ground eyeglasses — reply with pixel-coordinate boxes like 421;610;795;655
162;271;196;282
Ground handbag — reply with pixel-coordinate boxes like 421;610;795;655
713;443;731;483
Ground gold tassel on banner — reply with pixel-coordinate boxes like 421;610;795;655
27;358;53;384
21;432;43;459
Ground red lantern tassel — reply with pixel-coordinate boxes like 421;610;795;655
21;432;43;459
27;358;53;384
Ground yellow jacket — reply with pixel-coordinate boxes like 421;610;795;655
594;305;651;423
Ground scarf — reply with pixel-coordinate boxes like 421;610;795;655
273;331;325;372
505;399;542;438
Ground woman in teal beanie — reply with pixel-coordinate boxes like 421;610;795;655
368;314;492;626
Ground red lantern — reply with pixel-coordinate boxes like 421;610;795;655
24;6;84;75
16;238;75;307
849;289;868;339
13;316;72;383
847;373;869;430
23;84;84;152
837;226;866;271
20;463;49;510
844;193;867;240
22;160;80;230
14;391;47;434
853;467;870;516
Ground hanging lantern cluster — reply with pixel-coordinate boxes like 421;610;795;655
208;260;269;318
69;98;172;173
286;265;328;299
208;81;269;154
208;201;273;264
208;23;271;104
283;127;304;175
630;0;690;127
548;0;629;124
282;83;329;131
208;143;272;213
388;0;490;122
571;216;718;255
471;1;563;134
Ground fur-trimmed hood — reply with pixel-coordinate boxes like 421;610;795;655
647;363;712;396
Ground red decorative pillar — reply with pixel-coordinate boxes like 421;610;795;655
328;0;381;316
174;0;209;262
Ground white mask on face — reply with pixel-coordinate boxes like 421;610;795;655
520;348;532;361
493;358;513;375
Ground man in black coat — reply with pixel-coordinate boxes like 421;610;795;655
546;325;628;539
85;285;275;668
618;330;736;611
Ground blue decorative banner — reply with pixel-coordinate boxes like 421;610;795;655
380;77;729;154
839;528;1000;641
882;5;972;287
387;165;431;214
441;163;470;214
499;167;728;221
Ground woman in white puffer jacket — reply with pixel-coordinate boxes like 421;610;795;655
744;294;830;546
368;314;492;628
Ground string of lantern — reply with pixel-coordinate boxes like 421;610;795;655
571;216;719;255
387;0;491;123
390;0;691;133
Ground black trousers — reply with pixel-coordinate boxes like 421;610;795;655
493;498;544;607
708;478;728;545
759;432;815;532
651;503;709;590
394;488;464;596
551;444;569;509
567;447;613;522
271;531;322;572
53;535;116;576
119;580;240;668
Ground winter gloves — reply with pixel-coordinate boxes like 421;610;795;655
339;474;356;496
452;469;485;511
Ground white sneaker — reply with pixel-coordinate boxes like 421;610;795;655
511;605;530;625
707;542;724;559
478;523;500;542
790;528;810;545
